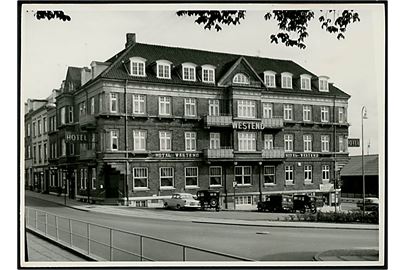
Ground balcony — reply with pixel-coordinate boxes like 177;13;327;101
79;115;97;129
204;148;234;159
262;148;285;159
261;117;284;129
204;115;233;127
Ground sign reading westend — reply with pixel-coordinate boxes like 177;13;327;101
232;121;264;130
348;138;360;147
65;132;89;142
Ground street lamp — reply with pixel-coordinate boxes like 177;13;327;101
361;106;368;219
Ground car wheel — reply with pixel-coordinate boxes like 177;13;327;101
300;208;306;214
164;202;169;209
210;199;218;208
176;204;181;210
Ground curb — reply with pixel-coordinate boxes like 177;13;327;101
313;248;379;261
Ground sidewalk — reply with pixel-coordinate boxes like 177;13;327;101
314;248;379;261
25;190;379;230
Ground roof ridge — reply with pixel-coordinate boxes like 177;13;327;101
98;44;137;80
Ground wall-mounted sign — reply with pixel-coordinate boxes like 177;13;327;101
348;138;360;147
232;121;264;130
285;153;319;158
149;152;200;158
65;132;89;142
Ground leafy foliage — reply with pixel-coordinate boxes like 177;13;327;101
177;10;360;49
34;10;71;21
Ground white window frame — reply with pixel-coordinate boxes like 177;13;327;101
234;166;252;186
159;131;172;151
284;134;294;152
322;165;330;182
300;75;312;90
262;103;273;118
133;167;148;189
182;63;196;81
184;98;197;117
303;135;312;152
68;106;74;123
283;104;293;120
237;100;256;118
208;99;220;116
304;165;313;183
209;166;222;187
130;57;146;77
156;60;172;79
235;196;253;205
27;123;31;137
264;134;274;150
91;168;96;190
110;130;119;151
185;167;198;188
281;72;293;89
133;94;146;115
90;97;95;115
61;138;66;156
264;71;276;88
321;106;330;122
339;135;346;152
303;105;312;122
264;165;276;185
185;131;197;151
238;132;256;151
321;135;330;152
159;167;174;189
285;165;294;184
110;93;118;113
43;117;47;133
60;107;66;125
338;107;345;123
159;96;171;116
38;119;42;135
133;130;146;151
33;122;36;137
319;76;329;92
202;65;215;83
233;73;249;85
210;133;220;149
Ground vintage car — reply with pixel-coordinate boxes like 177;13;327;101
257;194;293;212
163;193;200;210
357;197;379;212
196;190;220;211
293;194;317;213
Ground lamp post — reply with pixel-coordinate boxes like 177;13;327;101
361;106;368;219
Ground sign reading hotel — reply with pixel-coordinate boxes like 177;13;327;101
65;132;89;143
149;152;200;158
285;153;319;158
232;121;264;130
348;138;360;147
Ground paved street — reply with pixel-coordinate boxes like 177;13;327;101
24;193;379;261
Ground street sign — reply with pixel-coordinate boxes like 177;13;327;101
232;181;238;187
348;138;360;147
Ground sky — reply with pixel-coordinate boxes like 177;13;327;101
20;3;385;156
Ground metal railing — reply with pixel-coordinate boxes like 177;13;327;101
204;148;234;158
204;115;233;127
261;147;285;159
261;117;284;128
25;207;252;262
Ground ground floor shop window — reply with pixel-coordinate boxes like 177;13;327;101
209;166;222;186
133;167;148;189
185;167;198;188
264;166;276;185
160;167;174;188
235;196;252;205
80;168;87;190
91;168;96;190
235;166;251;185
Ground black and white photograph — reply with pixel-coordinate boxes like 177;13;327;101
18;1;387;268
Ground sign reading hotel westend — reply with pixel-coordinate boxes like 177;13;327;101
65;132;89;143
149;152;201;158
232;121;264;130
285;153;319;158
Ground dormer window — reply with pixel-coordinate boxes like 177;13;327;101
202;65;216;84
182;63;197;81
281;72;293;89
264;71;276;88
233;73;249;85
130;57;146;77
156;60;172;79
319;76;330;92
300;74;312;90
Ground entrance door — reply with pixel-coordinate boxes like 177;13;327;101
105;166;120;198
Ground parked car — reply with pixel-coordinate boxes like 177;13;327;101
257;194;293;212
357;197;379;211
163;193;200;210
293;194;317;213
196;190;220;211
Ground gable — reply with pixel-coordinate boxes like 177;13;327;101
217;57;264;87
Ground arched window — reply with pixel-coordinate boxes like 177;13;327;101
233;73;249;85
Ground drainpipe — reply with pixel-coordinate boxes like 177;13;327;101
124;79;129;206
333;95;337;212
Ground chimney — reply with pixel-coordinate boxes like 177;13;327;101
125;33;136;48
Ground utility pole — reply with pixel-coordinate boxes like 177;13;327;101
361;106;368;220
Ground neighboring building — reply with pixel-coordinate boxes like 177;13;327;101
340;154;379;198
25;33;351;208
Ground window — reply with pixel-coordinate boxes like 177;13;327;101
33;146;36;163
264;134;274;149
235;166;251;185
38;119;42;135
209;166;222;186
208;100;220;116
27;123;31;137
133;94;146;114
61;138;66;156
283;104;293;120
33;122;36;137
81;168;87;190
304;165;313;183
60;107;66;125
38;145;42;163
303;135;312;152
133;167;148;189
284;134;294;152
338;107;345;123
110;130;118;151
322;165;330;182
264;71;276;88
90;97;95;115
210;133;220;149
159;131;171;151
300;75;311;90
202;67;215;83
133;130;146;151
285;165;294;184
235;196;252;205
68;106;74;123
160;167;174;188
233;73;249;84
91;168;96;190
159;96;171;116
182;65;196;81
157;62;171;79
262;103;273;118
264;166;276;185
185;167;198;187
303;105;312;121
43;117;47;133
237;100;256;118
27;146;31;159
43;143;47;161
319;77;329;92
321;135;330;152
130;58;146;77
281;73;292;89
79;102;87;116
238;132;256;151
110;93;118;113
185;132;196;151
184;98;196;117
99;94;104;113
321;106;329;122
339;135;346;152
